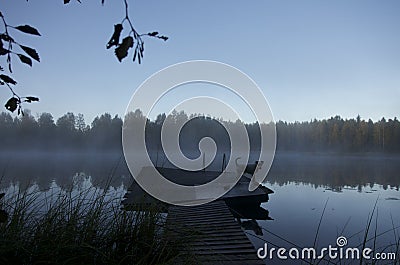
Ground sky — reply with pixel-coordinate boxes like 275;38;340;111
0;0;399;124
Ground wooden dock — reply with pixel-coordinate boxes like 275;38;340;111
122;167;273;264
167;200;265;264
122;167;273;210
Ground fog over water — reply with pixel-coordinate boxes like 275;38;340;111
1;150;399;264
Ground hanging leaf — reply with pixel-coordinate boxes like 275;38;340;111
106;24;123;49
146;32;168;41
7;58;12;73
64;0;71;3
0;48;9;56
133;48;137;62
17;54;33;66
139;44;144;58
14;25;41;36
0;74;17;85
20;45;40;62
24;96;39;103
0;33;14;42
114;36;133;62
5;97;19;112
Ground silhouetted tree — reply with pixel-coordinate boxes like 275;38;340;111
56;112;76;132
75;113;87;132
38;112;56;130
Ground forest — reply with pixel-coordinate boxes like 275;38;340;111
0;110;399;153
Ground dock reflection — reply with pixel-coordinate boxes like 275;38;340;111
226;193;274;236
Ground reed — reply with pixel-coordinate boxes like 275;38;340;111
0;183;186;265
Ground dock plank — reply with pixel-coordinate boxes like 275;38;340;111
167;200;265;264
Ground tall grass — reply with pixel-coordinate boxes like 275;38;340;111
0;182;186;265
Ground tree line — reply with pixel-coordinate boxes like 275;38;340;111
0;110;122;152
0;110;399;153
276;115;400;152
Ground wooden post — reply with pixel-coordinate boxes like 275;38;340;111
203;152;205;172
221;153;226;172
155;143;159;167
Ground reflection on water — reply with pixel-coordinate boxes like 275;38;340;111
1;151;399;264
0;152;131;191
2;151;399;192
239;219;264;236
268;152;400;191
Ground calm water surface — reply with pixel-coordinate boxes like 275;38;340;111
254;153;400;264
1;152;399;264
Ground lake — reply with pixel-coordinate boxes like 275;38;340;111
253;153;400;264
1;151;399;264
